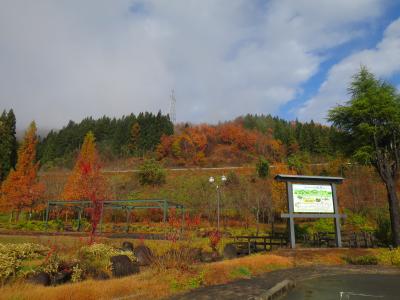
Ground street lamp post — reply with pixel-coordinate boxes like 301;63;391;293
209;175;227;232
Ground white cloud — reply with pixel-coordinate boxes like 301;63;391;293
297;17;400;122
0;0;386;130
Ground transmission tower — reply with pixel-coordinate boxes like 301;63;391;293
169;89;176;123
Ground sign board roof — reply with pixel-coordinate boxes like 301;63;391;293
274;174;344;184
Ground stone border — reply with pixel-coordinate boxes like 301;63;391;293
252;279;295;300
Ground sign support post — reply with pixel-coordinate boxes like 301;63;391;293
287;182;296;249
332;183;342;247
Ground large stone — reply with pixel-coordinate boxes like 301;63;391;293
223;243;238;259
52;270;71;285
110;255;139;277
133;245;154;266
201;251;220;263
188;247;203;262
28;272;51;286
93;270;110;281
121;241;134;252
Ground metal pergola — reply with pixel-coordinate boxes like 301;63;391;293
45;199;185;233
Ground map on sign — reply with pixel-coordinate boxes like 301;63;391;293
292;184;334;213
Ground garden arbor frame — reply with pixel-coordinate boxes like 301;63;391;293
275;174;345;249
45;199;185;232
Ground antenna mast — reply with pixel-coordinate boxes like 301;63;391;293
169;89;176;124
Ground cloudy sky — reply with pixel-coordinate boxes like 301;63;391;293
1;0;400;131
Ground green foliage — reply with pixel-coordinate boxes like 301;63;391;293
287;154;305;174
345;210;374;232
78;243;136;274
311;219;334;234
38;111;173;166
137;159;166;186
40;252;61;275
256;157;269;178
328;67;400;162
377;249;400;266
344;255;378;265
242;114;339;156
7;220;64;232
329;67;400;246
71;264;83;283
375;213;392;246
0;109;17;182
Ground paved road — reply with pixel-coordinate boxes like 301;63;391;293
101;163;331;173
170;266;400;300
286;273;400;300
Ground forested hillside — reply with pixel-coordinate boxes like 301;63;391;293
37;111;173;168
36;112;341;169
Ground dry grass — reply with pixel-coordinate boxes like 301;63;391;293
0;268;176;300
202;253;293;285
0;252;293;300
0;233;388;300
274;248;381;266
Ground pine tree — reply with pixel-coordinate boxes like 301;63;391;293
6;110;17;168
0;122;44;220
129;122;141;155
0;110;17;181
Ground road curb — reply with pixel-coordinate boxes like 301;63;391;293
253;279;295;300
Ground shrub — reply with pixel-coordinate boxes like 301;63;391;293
40;252;61;276
344;255;378;265
137;159;166;186
312;219;334;234
345;211;374;232
78;243;136;275
71;264;83;283
256;157;269;178
153;245;199;271
0;243;49;284
375;214;392;246
377;249;400;266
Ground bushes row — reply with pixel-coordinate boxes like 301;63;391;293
0;242;137;286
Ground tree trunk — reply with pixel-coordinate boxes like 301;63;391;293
385;178;400;247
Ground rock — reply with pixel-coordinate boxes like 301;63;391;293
28;272;51;286
52;270;72;285
122;241;134;252
93;270;110;280
200;251;214;263
110;255;139;277
188;247;203;262
133;245;154;266
223;243;238;259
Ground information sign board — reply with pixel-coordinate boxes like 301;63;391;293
292;184;334;213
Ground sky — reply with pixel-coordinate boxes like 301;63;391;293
1;0;400;131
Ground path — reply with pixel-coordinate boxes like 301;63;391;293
170;265;400;300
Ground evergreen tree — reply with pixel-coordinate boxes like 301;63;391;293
129;122;141;155
0;109;17;181
329;67;400;246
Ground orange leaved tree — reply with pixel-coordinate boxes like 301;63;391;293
62;131;109;243
0;121;44;221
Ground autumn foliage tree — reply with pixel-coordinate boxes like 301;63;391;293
62;131;109;243
0;122;44;221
